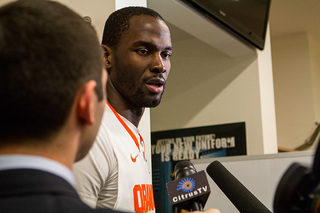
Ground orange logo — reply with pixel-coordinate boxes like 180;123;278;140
131;154;138;162
133;184;155;212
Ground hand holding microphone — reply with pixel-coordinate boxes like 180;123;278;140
166;161;211;211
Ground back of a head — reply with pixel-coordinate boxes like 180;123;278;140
0;0;104;143
101;6;165;48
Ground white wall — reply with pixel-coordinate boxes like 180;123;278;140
309;34;320;122
256;27;278;154
151;34;277;155
271;32;319;150
116;0;146;9
55;0;115;42
148;0;278;156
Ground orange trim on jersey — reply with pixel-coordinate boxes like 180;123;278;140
139;133;145;159
106;101;140;152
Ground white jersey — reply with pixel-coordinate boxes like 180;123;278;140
73;103;155;213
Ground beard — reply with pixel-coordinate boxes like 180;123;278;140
129;87;164;108
110;66;166;108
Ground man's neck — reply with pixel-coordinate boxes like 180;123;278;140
107;98;144;128
106;80;145;127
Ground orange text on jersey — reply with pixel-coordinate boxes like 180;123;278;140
133;184;155;212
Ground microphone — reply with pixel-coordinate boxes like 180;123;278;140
166;161;211;211
206;160;272;213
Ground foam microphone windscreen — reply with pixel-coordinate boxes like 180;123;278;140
206;160;271;213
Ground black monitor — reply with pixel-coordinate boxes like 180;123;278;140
179;0;271;50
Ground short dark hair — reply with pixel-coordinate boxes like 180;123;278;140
101;6;164;48
0;0;104;142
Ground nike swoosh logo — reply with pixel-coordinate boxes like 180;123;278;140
131;154;138;163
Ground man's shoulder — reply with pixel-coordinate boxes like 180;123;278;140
0;169;118;213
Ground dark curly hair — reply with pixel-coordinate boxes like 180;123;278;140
101;6;164;48
0;0;104;142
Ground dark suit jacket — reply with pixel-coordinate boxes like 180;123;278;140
0;169;127;213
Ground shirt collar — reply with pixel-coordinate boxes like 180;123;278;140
0;154;75;186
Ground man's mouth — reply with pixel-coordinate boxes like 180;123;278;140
145;78;165;94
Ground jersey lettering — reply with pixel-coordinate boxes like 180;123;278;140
133;184;155;212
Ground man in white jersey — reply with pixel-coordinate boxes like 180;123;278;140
73;6;221;213
73;6;172;213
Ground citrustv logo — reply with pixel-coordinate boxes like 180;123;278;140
177;177;195;193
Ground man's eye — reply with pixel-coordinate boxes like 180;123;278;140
137;49;149;55
162;52;172;59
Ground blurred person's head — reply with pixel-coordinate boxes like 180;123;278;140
0;0;106;162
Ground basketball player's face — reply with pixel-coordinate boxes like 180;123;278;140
109;15;172;108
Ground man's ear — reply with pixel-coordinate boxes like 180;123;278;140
102;44;112;70
77;80;97;125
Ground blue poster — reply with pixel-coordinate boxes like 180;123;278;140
151;122;247;213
